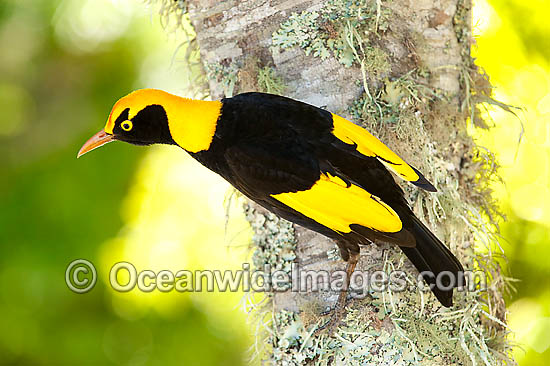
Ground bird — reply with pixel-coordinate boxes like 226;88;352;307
78;89;464;331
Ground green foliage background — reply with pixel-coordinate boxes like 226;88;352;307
0;0;251;364
473;0;550;364
0;0;548;365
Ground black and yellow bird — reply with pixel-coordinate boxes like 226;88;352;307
79;89;464;326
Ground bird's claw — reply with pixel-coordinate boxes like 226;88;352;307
318;296;354;316
314;296;355;336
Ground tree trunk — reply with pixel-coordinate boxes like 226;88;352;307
180;0;513;364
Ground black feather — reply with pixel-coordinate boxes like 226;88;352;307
400;216;464;306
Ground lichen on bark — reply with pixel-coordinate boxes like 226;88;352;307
149;0;515;364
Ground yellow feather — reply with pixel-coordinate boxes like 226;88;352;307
271;173;402;234
331;113;420;182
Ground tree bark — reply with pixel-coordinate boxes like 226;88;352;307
183;0;512;364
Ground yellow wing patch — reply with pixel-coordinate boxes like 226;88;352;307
331;113;420;182
271;173;402;234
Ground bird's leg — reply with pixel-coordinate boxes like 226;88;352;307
316;251;360;335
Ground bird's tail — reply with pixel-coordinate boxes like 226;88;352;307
399;216;464;307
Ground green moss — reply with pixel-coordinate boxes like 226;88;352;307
257;66;286;95
346;69;439;135
453;0;471;58
207;61;287;97
205;61;239;97
272;11;329;59
453;4;517;364
272;0;391;69
363;45;391;77
147;0;189;30
245;203;296;274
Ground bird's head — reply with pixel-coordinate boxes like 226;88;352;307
78;89;222;157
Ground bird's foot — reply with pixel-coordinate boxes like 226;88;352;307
315;298;351;336
315;286;358;336
318;296;354;317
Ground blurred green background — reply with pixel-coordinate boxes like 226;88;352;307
0;0;548;365
0;0;253;365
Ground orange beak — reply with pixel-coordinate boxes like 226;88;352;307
77;130;115;158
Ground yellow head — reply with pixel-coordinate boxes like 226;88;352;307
78;89;222;157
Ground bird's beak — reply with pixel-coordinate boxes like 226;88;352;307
77;130;115;158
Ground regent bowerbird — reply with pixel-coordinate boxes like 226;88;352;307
78;89;464;331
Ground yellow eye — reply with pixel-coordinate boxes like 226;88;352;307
121;120;133;131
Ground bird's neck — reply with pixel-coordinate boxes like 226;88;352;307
162;94;222;153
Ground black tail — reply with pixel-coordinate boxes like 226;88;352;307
400;216;464;307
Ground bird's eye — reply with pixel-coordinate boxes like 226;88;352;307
121;120;133;131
